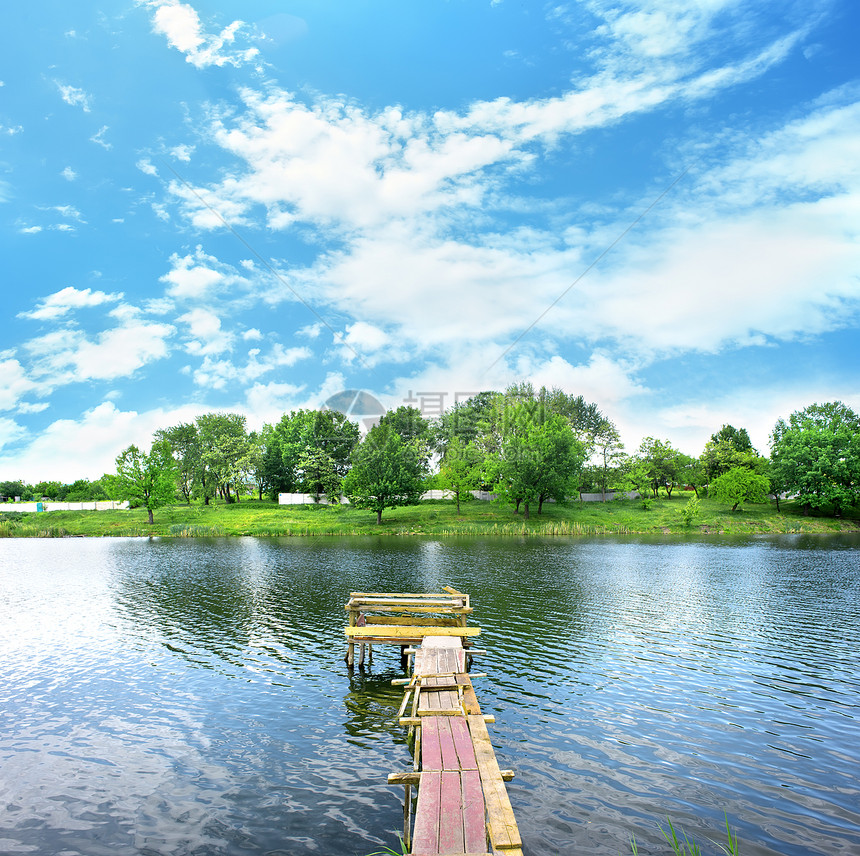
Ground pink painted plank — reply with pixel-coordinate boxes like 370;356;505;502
411;771;442;853
439;717;460;770
461;769;487;852
421;717;443;771
450;716;478;770
438;771;465;853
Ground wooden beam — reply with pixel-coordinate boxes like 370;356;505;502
360;615;462;626
466;715;522;851
345;625;480;639
387;771;421;785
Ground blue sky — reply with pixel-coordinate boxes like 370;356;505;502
1;0;858;482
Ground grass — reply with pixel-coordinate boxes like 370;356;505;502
631;814;741;856
1;492;858;538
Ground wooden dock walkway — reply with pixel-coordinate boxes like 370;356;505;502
344;590;523;856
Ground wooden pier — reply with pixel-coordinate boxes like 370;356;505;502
344;589;523;856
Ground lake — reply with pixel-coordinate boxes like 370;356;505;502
1;534;858;856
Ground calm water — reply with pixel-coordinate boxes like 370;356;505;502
1;535;858;856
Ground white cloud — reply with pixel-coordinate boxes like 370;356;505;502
646;380;860;460
170;144;194;161
242;328;263;341
20;287;123;321
141;0;259;68
297;323;323;339
55;82;92;112
0;417;26;452
24;319;174;386
160;247;227;298
61;167;77;181
0;401;196;482
189;343;312;389
0;358;38;411
90;126;112;149
179;307;231;355
244;381;305;423
136;158;159;176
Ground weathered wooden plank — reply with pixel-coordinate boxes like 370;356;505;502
350;597;464;607
411;771;442;853
349;591;462;598
397;689;412;719
467;714;522;851
421;717;443;771
362;615;461;627
387;771;421;785
438;770;465;853
346;604;474;614
438;717;460;771
461;769;487;852
450;716;478;770
345;625;480;638
422;635;464;648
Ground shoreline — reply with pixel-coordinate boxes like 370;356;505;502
2;496;859;539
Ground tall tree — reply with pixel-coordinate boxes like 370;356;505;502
591;418;624;500
113;439;177;524
154;422;200;503
432;392;498;457
494;406;586;518
437;436;484;514
267;409;360;497
770;401;860;516
342;422;426;523
637;437;686;498
701;424;759;481
196;412;250;502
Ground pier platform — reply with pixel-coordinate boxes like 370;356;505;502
344;589;523;856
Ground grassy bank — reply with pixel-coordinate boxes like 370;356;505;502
1;493;858;538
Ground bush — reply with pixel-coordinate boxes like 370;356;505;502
680;496;701;527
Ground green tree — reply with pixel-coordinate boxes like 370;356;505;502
65;478;109;501
154;422;200;503
495;407;586;518
113;439;177;523
379;405;432;469
770;401;860;516
267;409;359;498
590;418;624;500
701;424;759;481
196;413;250;502
342;423;426;523
0;480;29;501
437;436;483;514
677;454;707;498
32;480;64;500
298;447;343;502
710;466;770;511
637;437;686;498
432;392;498;457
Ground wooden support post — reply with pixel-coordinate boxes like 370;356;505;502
403;783;412;850
346;609;356;667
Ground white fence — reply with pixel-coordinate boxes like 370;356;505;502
3;500;130;513
278;493;346;505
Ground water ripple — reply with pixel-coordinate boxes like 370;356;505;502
1;534;859;855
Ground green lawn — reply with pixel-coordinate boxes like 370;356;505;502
1;493;858;538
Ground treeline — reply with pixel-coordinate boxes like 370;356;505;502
4;388;859;524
